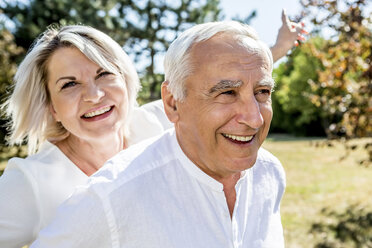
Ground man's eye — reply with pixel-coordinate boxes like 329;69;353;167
256;89;271;95
61;81;76;89
255;89;272;102
221;90;235;96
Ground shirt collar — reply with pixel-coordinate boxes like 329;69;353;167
168;128;223;192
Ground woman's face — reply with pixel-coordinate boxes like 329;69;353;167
47;47;129;142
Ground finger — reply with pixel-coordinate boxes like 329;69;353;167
300;29;309;35
282;8;289;24
294;24;308;34
297;35;306;41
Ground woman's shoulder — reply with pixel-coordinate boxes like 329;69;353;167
128;100;173;145
138;100;173;130
3;140;88;210
7;141;60;171
5;141;78;179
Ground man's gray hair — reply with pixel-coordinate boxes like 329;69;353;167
164;21;273;101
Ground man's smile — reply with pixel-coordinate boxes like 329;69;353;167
222;133;254;143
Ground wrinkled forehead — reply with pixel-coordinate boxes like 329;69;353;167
190;33;272;72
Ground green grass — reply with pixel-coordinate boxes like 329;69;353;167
263;135;372;248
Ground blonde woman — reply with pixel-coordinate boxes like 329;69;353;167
0;25;170;248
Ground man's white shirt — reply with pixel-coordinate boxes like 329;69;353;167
32;129;286;248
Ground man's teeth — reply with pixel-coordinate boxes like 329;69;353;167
83;106;111;118
223;133;253;142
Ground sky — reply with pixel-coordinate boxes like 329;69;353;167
2;0;370;72
219;0;304;46
0;0;304;72
150;0;305;73
150;0;305;72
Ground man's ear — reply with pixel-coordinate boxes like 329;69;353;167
49;103;60;122
161;81;179;123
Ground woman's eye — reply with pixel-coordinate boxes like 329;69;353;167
97;71;113;78
61;81;76;89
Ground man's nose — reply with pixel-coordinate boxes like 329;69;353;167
83;81;105;102
235;96;264;129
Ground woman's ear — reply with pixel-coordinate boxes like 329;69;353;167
49;103;60;122
161;81;179;123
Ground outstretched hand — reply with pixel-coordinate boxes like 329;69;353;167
279;9;307;47
271;9;308;62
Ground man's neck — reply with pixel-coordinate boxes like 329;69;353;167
220;173;241;218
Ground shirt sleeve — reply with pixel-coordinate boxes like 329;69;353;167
0;160;40;248
140;99;174;130
128;100;172;145
30;186;112;248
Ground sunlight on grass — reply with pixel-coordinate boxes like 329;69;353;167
263;135;372;248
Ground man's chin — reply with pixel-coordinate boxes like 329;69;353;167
229;155;258;171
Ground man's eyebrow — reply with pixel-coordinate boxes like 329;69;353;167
258;77;275;89
209;80;243;94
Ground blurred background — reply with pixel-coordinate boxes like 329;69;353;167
0;0;371;247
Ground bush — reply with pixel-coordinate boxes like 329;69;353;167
310;205;372;248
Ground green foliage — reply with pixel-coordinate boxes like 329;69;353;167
0;26;23;144
137;73;164;105
0;28;23;99
310;205;372;248
1;0;223;103
1;0;122;50
300;0;372;138
274;0;372;139
271;37;326;136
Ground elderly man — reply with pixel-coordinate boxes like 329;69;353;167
32;21;285;248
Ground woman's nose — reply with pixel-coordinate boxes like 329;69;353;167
83;81;105;103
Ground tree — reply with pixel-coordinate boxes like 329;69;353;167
299;0;371;139
116;0;222;102
0;24;24;144
271;37;326;136
1;0;223;103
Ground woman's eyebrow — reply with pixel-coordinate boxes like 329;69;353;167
56;76;75;84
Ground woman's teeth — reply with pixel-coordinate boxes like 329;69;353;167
83;106;111;118
223;133;253;142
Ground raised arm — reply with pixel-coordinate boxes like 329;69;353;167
270;9;308;62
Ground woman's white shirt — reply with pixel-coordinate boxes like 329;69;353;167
0;100;172;248
0;141;88;248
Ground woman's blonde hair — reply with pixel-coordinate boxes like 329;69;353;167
3;25;140;154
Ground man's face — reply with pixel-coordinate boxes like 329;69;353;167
170;33;274;180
